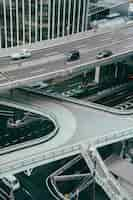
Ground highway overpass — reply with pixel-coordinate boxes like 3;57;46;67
0;89;133;177
0;24;133;90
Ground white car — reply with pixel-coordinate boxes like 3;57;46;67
11;49;31;60
2;175;20;191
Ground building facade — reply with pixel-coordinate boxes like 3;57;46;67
0;0;89;48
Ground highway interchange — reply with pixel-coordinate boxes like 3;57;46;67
1;23;133;200
0;89;133;177
0;24;133;89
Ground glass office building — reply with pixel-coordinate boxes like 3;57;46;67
0;0;89;48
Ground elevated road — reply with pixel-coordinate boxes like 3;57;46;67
0;24;133;90
0;90;133;176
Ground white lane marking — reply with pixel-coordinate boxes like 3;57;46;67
44;51;59;56
29;68;47;75
0;54;64;73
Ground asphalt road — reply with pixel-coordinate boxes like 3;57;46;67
0;25;133;89
1;90;133;176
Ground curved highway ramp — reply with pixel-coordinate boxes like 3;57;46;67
0;90;133;177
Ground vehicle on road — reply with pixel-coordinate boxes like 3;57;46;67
2;175;20;191
65;50;80;62
96;49;112;59
11;49;31;60
7;113;45;129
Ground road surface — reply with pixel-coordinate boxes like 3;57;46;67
0;24;133;89
0;90;133;176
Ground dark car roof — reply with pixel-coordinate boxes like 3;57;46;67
98;50;112;55
66;49;79;54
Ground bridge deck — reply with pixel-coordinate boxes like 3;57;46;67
0;24;133;90
0;90;133;176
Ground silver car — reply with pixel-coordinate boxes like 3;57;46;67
11;49;31;60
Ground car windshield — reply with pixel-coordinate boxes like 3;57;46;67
98;52;103;55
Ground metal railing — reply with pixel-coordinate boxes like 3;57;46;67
81;144;130;200
0;144;81;177
0;96;59;155
94;150;130;200
92;127;133;148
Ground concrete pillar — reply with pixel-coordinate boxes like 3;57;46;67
115;64;118;79
94;66;100;83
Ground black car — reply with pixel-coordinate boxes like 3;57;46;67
65;50;80;62
96;50;112;59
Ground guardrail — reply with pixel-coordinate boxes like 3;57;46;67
92;127;133;148
0;144;81;177
21;85;133;117
0;97;59;155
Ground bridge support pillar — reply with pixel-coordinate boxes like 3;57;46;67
94;66;100;84
114;64;118;79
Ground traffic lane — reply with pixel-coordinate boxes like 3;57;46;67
0;91;132;175
0;24;133;67
0;31;113;66
0;31;114;68
0;34;132;89
2;35;133;82
0;96;76;167
7;91;133;146
15;91;133;146
59;100;133;146
7;25;133;62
